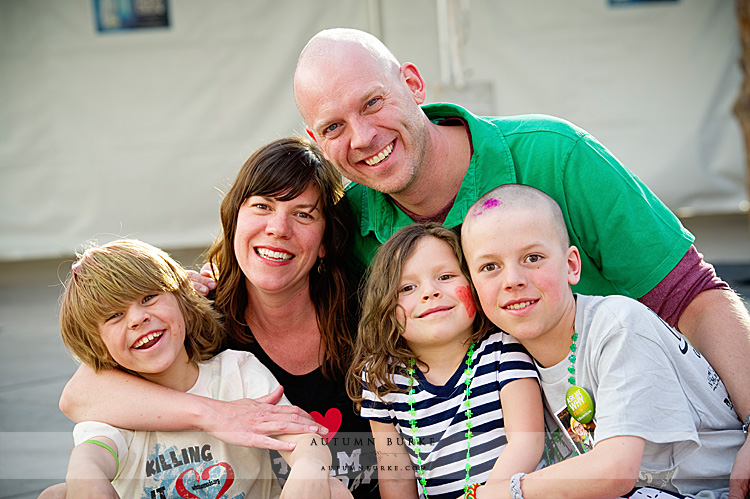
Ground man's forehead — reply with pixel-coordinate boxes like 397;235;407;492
306;47;382;84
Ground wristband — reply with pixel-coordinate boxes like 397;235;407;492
743;413;750;436
464;483;483;498
83;439;119;479
510;472;526;499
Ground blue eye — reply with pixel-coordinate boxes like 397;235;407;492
105;311;122;322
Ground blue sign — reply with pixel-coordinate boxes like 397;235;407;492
94;0;169;33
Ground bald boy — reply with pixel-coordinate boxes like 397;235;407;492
460;184;744;499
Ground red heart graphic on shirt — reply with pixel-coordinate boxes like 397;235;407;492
310;408;342;443
175;462;234;499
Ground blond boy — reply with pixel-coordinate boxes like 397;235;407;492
46;239;348;499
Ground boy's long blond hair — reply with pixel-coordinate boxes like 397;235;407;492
346;223;492;411
60;239;224;372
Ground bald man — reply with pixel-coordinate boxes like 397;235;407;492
295;28;750;497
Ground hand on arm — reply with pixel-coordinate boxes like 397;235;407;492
370;420;419;499
59;365;327;451
478;436;644;499
677;289;750;499
65;437;120;499
486;378;545;482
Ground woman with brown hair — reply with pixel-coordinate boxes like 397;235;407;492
58;137;379;498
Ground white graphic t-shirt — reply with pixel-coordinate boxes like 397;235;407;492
74;350;286;499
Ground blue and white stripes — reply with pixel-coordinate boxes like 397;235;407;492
361;330;538;499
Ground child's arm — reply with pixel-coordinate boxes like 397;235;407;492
477;435;644;499
485;377;545;481
370;420;419;499
275;433;352;499
59;364;326;451
64;437;120;499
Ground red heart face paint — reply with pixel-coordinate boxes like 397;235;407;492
456;285;477;318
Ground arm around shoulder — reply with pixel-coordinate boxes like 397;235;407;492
59;363;210;430
60;364;325;450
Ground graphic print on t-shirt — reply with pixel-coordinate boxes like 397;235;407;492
142;443;244;499
311;408;342;442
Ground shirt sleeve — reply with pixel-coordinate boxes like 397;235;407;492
585;306;700;472
359;372;396;424
638;245;730;328
73;421;131;478
496;332;540;392
559;131;694;299
212;350;292;405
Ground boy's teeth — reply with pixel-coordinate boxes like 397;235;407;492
257;248;293;261
134;331;163;349
506;301;533;310
364;143;393;166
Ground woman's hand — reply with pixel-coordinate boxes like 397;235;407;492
201;386;328;451
187;262;217;296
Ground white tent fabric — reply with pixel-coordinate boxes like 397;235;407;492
0;0;746;260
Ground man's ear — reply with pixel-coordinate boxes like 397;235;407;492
401;62;427;105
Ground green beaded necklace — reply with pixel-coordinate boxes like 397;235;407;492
567;332;579;384
544;332;593;465
407;342;477;499
564;331;595;425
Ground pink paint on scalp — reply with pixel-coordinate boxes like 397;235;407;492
455;286;477;318
471;197;502;217
482;198;501;209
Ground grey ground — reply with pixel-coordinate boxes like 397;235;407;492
1;215;748;498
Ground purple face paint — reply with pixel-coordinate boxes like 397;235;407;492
482;198;501;209
471;197;502;217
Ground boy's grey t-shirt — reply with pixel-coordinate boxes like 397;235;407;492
537;294;743;497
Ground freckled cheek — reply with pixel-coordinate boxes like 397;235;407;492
455;286;477;319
